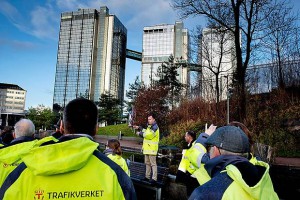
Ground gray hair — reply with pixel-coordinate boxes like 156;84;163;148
219;149;249;158
14;119;35;138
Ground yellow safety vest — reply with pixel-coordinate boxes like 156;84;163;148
178;149;188;173
0;137;136;200
108;154;130;177
142;125;159;155
0;136;58;186
188;142;207;169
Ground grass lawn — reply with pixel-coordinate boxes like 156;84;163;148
97;123;137;137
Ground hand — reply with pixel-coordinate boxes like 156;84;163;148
205;124;217;136
132;125;139;130
136;131;141;136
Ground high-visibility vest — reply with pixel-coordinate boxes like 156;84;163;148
190;160;279;200
188;142;207;169
178;149;188;173
0;137;136;200
0;136;58;186
108;154;130;177
142;124;159;155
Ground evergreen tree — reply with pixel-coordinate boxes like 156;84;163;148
97;93;122;125
126;76;143;108
155;55;185;109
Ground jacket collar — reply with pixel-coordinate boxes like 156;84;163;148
205;155;249;177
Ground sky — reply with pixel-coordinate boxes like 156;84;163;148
0;0;206;109
0;0;299;110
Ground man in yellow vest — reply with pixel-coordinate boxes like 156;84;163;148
0;119;37;186
0;119;57;187
0;98;136;200
133;113;159;185
176;130;198;196
189;126;279;200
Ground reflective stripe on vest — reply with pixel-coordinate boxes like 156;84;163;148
178;149;187;173
189;143;207;168
193;144;206;168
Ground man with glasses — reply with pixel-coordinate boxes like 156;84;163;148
189;126;279;200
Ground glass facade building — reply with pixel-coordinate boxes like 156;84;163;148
141;22;189;87
53;7;127;110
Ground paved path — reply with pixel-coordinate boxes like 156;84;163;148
94;135;142;149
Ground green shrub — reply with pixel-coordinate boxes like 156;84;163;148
160;119;206;149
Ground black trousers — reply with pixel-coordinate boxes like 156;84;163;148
176;170;200;196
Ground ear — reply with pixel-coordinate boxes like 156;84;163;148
92;124;98;136
13;132;16;139
210;146;220;159
60;121;64;134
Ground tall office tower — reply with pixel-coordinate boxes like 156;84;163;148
200;28;236;101
53;7;127;110
141;21;189;88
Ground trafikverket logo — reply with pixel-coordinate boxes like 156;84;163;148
34;188;44;200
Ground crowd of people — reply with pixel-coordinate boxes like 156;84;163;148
0;97;279;199
0;98;136;200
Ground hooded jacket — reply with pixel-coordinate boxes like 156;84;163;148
104;149;130;176
189;155;279;200
0;135;136;200
0;136;57;187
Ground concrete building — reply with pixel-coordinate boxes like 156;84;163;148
53;7;127;110
199;27;236;101
141;21;189;88
0;83;26;127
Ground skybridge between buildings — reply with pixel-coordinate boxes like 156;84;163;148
126;49;202;72
126;49;142;61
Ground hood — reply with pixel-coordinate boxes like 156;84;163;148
206;155;278;199
9;136;35;146
0;140;37;164
226;160;278;199
20;136;99;176
205;155;248;177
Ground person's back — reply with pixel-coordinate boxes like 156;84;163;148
0;98;136;200
0;119;37;186
104;139;130;176
189;126;279;200
0;126;14;145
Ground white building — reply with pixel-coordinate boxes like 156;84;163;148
141;21;189;87
0;83;26;127
200;28;236;101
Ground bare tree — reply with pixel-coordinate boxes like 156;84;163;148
261;0;298;89
200;26;235;104
172;0;275;120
